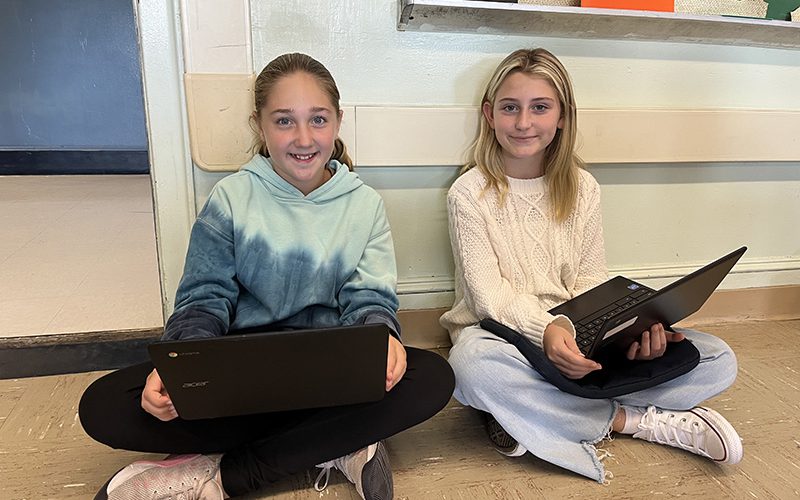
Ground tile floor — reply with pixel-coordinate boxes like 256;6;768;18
0;175;163;338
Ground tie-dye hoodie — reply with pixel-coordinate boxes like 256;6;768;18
162;155;400;341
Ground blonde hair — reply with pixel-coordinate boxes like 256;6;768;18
250;53;353;170
465;48;584;222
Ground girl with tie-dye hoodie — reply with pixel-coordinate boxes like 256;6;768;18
80;53;454;500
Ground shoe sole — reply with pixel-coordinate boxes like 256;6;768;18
497;443;527;457
691;407;743;464
93;474;115;500
361;441;393;500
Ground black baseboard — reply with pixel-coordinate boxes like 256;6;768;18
0;150;149;175
0;329;161;379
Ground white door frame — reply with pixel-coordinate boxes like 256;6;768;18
134;0;196;320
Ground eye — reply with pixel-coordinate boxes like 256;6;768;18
311;115;327;126
500;104;519;113
532;104;550;113
275;117;292;127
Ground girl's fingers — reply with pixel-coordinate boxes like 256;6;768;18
554;348;601;378
639;330;651;358
627;341;640;360
386;346;396;381
652;328;663;357
666;330;686;343
386;337;407;391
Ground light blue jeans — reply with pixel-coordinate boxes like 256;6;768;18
448;325;738;482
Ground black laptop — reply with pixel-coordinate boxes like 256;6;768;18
549;247;746;359
148;324;389;420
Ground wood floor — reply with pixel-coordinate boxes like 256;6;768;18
1;319;798;499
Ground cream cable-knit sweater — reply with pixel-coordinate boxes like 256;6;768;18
440;167;608;348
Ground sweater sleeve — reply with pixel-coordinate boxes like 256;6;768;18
447;189;564;348
338;198;401;339
162;190;239;341
573;176;609;295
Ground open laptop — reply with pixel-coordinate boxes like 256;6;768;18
148;324;389;420
549;246;746;359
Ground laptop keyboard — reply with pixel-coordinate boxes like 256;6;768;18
574;287;655;355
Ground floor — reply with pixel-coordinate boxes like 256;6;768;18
1;319;797;499
0;175;163;338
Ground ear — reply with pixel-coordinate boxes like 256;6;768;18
335;108;343;133
482;101;495;129
557;115;564;130
252;111;266;141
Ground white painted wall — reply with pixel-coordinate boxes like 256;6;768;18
181;0;252;74
167;0;800;313
250;2;800;109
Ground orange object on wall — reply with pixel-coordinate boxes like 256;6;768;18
581;0;675;12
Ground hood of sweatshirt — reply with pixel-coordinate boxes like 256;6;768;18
241;154;363;203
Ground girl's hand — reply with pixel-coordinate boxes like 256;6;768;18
385;335;407;391
141;369;178;421
543;323;602;379
626;323;685;361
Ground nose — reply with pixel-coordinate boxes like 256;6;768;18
295;124;313;147
515;109;532;131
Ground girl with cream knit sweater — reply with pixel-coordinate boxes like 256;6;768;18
441;48;742;483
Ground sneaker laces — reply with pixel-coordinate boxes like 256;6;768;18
314;460;336;492
314;445;375;493
634;407;713;459
314;452;357;492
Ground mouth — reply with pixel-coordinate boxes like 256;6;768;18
510;135;537;142
289;152;318;162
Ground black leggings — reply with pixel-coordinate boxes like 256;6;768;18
79;347;454;496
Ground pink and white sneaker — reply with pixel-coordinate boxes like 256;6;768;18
95;454;226;500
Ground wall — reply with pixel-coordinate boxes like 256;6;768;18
164;0;800;315
0;0;147;150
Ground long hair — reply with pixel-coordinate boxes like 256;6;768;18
250;53;353;170
465;48;583;222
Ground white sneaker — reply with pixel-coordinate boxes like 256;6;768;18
96;454;225;500
633;406;743;464
315;442;393;500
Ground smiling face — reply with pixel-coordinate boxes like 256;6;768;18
483;71;563;179
256;71;342;195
